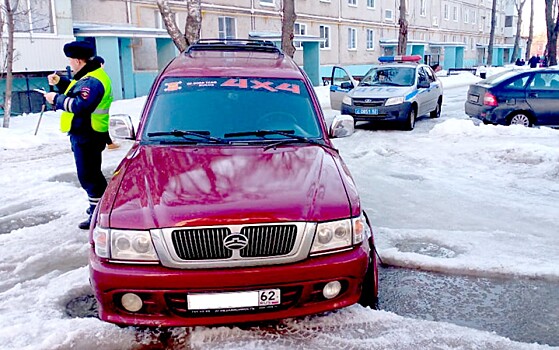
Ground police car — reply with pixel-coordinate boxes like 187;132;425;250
329;55;443;130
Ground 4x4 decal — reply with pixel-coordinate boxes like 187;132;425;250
221;78;300;94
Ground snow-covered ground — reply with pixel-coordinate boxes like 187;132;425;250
0;68;558;350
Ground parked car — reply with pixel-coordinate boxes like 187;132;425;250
90;39;379;328
465;67;559;127
329;55;443;130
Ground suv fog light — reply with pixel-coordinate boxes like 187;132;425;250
323;281;342;299
121;293;143;312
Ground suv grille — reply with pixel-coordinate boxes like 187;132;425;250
353;98;386;107
171;225;298;260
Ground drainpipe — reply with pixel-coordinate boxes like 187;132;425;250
251;0;255;31
126;0;132;25
338;0;342;65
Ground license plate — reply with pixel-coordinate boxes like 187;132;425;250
468;95;479;103
355;108;379;115
187;289;281;310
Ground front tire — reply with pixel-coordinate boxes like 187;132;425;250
402;107;416;130
358;252;379;309
508;112;532;127
430;99;442;118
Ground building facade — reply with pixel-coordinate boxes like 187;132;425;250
1;0;525;113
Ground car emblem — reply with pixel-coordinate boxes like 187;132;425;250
364;99;373;103
223;233;248;250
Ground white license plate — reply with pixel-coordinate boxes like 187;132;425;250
187;289;281;310
468;95;479;103
355;108;379;115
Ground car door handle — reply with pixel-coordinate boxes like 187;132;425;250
528;92;538;97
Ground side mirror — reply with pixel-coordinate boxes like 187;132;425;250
110;114;136;140
340;81;354;90
418;80;430;89
329;114;355;138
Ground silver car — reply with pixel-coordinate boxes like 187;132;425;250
329;56;444;130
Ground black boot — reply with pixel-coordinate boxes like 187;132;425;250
86;204;96;215
78;215;92;230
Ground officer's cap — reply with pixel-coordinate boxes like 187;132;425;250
63;41;95;60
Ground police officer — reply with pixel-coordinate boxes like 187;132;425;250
44;41;113;230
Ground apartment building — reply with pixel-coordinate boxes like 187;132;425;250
2;0;524;113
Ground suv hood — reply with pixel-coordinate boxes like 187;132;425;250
105;145;355;229
349;85;414;99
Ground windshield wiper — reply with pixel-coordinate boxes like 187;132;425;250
224;129;338;152
147;130;230;144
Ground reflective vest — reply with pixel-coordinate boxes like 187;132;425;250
60;68;113;133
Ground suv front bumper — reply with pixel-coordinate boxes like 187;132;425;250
90;244;372;327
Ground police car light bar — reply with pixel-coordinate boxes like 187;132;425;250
378;55;422;63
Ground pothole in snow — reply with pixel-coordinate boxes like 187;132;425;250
0;211;63;234
48;172;80;187
390;173;425;181
395;240;458;258
65;294;99;319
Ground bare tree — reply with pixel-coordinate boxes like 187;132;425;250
397;0;408;55
544;0;559;66
281;0;296;58
157;0;201;52
487;0;498;66
511;0;527;63
1;0;15;128
525;0;534;60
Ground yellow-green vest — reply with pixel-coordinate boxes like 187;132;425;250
60;68;113;133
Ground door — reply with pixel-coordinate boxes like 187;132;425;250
329;66;358;111
416;67;437;116
526;72;559;125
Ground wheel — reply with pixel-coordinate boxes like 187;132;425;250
402;107;416;130
358;250;379;309
430;99;442;118
508;112;532;127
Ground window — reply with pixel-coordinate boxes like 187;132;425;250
145;78;321;139
348;0;357;6
294;23;307;48
453;6;457;21
366;29;375;50
260;0;274;5
444;4;449;20
367;0;375;8
464;9;469;23
471;10;476;24
470;37;474;50
385;9;393;21
348;28;356;50
320;25;330;49
505;16;513;27
155;11;164;29
218;17;236;39
420;0;426;16
14;0;54;33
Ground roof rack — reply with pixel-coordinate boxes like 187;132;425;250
186;39;283;56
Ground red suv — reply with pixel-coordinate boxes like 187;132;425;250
90;39;378;327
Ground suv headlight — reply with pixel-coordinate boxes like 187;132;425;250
342;96;352;105
93;227;159;262
310;214;370;254
385;96;404;106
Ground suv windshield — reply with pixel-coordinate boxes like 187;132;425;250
143;77;322;141
359;67;415;87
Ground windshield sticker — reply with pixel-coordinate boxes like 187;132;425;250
164;81;183;92
221;79;301;95
186;80;218;87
